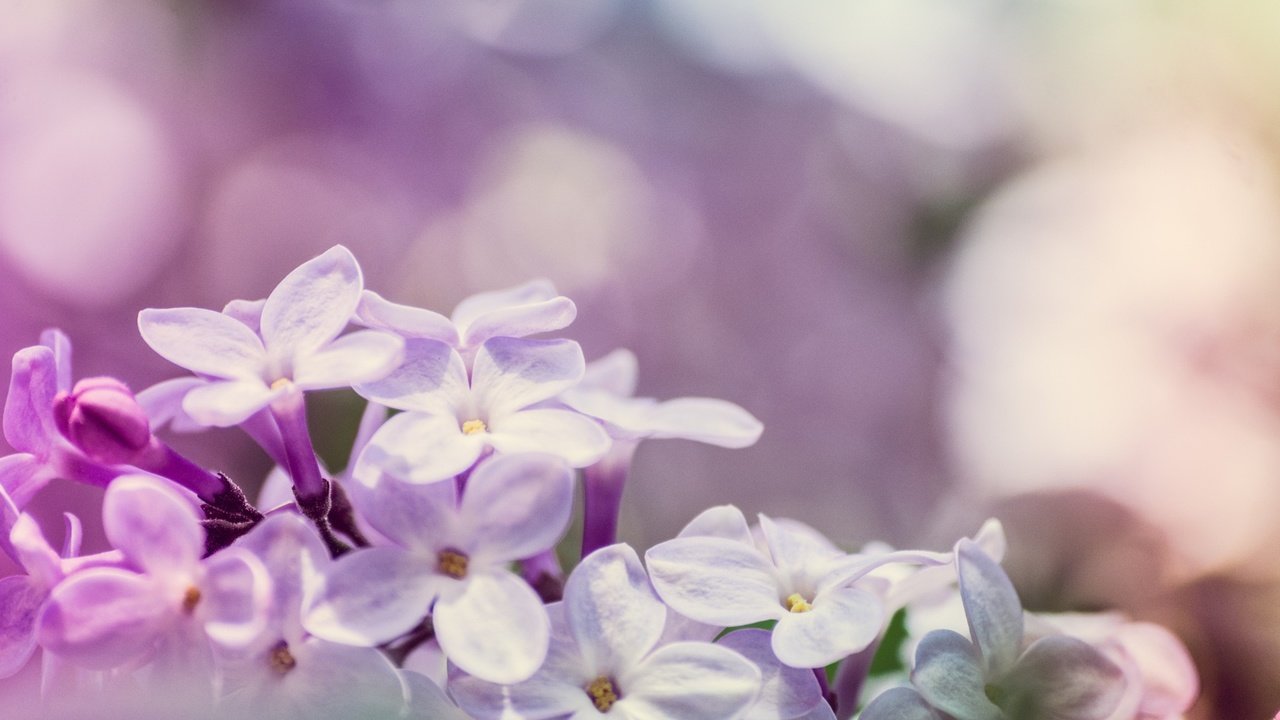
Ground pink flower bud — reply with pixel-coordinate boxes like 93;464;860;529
54;377;152;465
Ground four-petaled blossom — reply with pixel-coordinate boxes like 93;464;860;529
449;544;763;720
37;474;271;670
354;337;610;483
303;453;574;684
137;245;404;427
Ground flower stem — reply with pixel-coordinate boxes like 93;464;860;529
580;440;638;559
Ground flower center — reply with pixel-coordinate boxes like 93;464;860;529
268;641;297;675
461;418;487;435
586;676;619;712
270;377;294;392
181;586;202;614
785;593;813;613
437;548;470;579
984;683;1006;707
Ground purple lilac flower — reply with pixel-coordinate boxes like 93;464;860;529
37;474;272;671
356;278;576;357
354;336;610;483
449;544;763;720
303;453;574;684
864;541;1126;720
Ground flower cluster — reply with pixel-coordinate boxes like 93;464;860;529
0;247;1197;719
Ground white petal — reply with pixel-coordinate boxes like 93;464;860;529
354;339;469;415
646;397;763;448
620;641;762;720
356;289;459;344
292;330;405;390
181;379;282;428
356;413;486;484
451;279;559;333
581;349;639;397
487;408;611;468
137;307;265;379
566;545;666;673
472;338;585;417
645;537;783;627
103;475;201;576
200;547;271;650
459;454;574;563
260;245;363;357
303;547;439;646
460;296;577;349
770;586;884;668
434;572;551;684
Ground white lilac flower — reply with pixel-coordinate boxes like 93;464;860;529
449;544;763;720
219;513;406;720
302;453;574;684
137;245;403;429
353;336;610;484
645;505;956;669
355;278;576;357
37;475;271;671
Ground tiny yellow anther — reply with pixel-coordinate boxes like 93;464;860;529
270;378;294;392
586;676;619;712
182;586;202;614
438;549;470;579
268;642;297;675
785;593;812;613
461;419;487;435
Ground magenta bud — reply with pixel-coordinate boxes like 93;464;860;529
54;377;152;465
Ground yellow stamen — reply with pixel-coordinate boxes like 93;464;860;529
586;676;619;712
182;586;202;614
270;378;293;392
461;419;487;435
268;642;297;675
438;549;470;579
785;593;812;613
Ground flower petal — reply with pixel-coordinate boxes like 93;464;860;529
356;412;486;485
345;469;456;551
354;339;468;415
460;296;577;349
356;290;459;345
434;571;551;684
39;328;72;392
580;349;639;397
459;453;574;563
567;545;666;673
1001;635;1126;720
771;586;883;668
137;307;266;379
620;640;762;720
37;568;169;670
0;454;48;510
222;298;265;334
646;537;782;627
103;474;202;576
646;398;763;448
717;628;823;719
10;514;61;588
401;669;472;720
472;338;585;417
757;514;844;572
451;280;559;332
859;687;943;720
1115;622;1198;717
487;408;611;468
677;505;754;545
181;379;282;428
910;629;1001;720
0;575;44;678
303;546;439;646
292;330;404;390
200;547;271;651
956;539;1023;677
260;245;364;357
135;377;207;433
4;345;59;453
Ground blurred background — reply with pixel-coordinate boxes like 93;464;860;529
2;0;1279;715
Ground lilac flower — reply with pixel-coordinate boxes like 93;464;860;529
356;278;576;356
219;513;406;719
865;541;1126;720
645;505;953;669
354;337;610;483
449;544;763;720
136;244;402;428
303;453;574;683
37;474;271;671
718;628;834;720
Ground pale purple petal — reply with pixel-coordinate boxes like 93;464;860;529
102;474;201;576
646;537;783;627
354;339;468;415
345;470;457;551
472;337;585;417
860;687;943;720
646;397;764;448
486;408;611;468
59;512;81;559
567;545;666;673
10;514;61;588
135;377;207;433
677;505;755;545
451;279;559;332
957;539;1023;677
771;586;883;668
37;568;170;670
459;453;574;563
222;298;265;334
619;640;761;720
284;639;407;718
356;290;459;345
137;307;266;379
260;245;364;357
348;400;388;469
233;512;331;642
256;464;295;512
401;669;472;720
718;628;823;719
434;571;551;684
757;514;844;572
460;295;577;349
39;328;72;392
303;546;440;646
581;349;639;397
910;629;1001;720
181;379;283;428
0;454;48;511
0;575;44;678
559;389;657;438
1002;635;1126;720
292;330;405;390
4;345;58;453
356;412;486;484
1114;622;1198;717
0;485;17;563
200;547;271;651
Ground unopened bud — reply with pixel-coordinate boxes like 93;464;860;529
54;377;152;465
